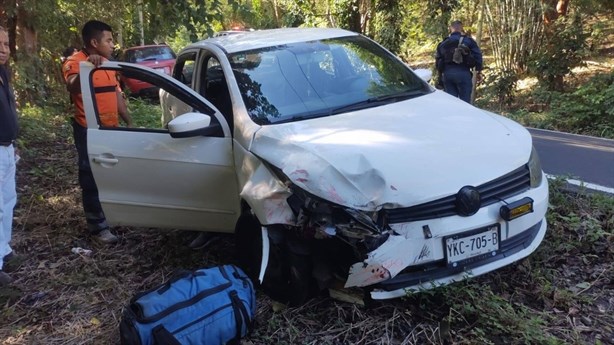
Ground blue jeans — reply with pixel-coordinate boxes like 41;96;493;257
0;144;16;269
443;69;473;103
72;120;109;234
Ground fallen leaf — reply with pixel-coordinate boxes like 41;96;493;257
90;317;101;326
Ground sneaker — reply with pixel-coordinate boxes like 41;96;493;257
92;229;119;244
0;271;12;286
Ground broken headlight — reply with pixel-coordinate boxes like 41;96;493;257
287;185;389;247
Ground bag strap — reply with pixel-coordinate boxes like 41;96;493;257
157;270;192;294
229;289;254;341
458;35;464;47
152;325;182;345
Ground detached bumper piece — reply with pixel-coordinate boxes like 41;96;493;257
374;220;542;291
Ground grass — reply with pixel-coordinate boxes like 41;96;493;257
0;100;612;344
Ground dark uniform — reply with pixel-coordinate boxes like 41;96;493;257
435;32;483;103
0;65;18;144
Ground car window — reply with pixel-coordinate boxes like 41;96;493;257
124;46;176;63
173;52;197;87
91;66;222;136
228;35;432;125
200;57;233;128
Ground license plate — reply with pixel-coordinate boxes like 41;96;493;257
445;225;499;266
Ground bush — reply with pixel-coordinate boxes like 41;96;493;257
476;68;519;110
527;13;588;91
547;71;614;137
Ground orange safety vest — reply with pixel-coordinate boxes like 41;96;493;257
63;50;120;128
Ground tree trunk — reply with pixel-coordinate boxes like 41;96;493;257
272;0;280;27
556;0;570;16
16;6;38;56
543;0;570;24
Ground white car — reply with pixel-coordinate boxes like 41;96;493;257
80;28;548;304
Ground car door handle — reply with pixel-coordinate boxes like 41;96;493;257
93;157;119;164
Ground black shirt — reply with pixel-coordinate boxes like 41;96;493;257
0;65;18;142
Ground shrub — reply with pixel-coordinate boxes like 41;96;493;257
476;68;519;110
548;71;614;136
527;13;588;91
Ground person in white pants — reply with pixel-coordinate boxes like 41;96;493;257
0;25;19;286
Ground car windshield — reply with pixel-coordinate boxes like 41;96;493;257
228;35;431;125
124;46;176;63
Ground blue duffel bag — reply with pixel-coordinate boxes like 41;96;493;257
120;265;256;345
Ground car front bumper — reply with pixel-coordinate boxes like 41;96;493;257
369;218;547;299
342;175;549;299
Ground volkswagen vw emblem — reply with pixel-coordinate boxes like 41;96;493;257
456;186;481;216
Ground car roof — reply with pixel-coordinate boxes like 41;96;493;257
187;27;359;54
124;44;172;51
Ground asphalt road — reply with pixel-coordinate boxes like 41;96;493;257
528;128;614;191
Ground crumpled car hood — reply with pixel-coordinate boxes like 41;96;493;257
249;91;532;211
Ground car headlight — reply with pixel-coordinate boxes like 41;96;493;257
528;146;543;188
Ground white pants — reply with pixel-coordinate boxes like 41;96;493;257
0;144;16;270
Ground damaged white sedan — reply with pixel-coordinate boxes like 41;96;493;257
80;28;548;304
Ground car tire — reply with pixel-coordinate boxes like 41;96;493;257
234;212;263;285
234;210;315;306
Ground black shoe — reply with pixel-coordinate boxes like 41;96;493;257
2;252;24;272
0;271;13;286
188;232;217;250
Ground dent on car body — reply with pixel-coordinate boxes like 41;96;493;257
244;96;538;288
238;154;296;226
247;122;417;288
345;234;436;287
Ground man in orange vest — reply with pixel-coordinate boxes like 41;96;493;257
64;20;132;244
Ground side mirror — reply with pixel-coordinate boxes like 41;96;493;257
414;68;433;82
168;112;216;138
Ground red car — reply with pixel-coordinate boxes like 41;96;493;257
119;44;176;96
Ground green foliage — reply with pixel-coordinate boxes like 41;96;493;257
519;71;614;137
476;68;519;110
527;13;589;91
544;176;614;258
372;0;402;54
550;72;614;136
16;103;72;155
398;0;460;61
125;97;163;128
332;0;361;32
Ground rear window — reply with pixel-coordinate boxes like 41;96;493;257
124;46;176;63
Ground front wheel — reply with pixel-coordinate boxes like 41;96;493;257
234;212;315;306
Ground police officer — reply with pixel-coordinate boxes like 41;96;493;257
64;20;132;244
0;25;18;285
435;20;483;103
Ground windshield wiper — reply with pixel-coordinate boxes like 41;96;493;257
271;111;331;124
330;89;425;114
